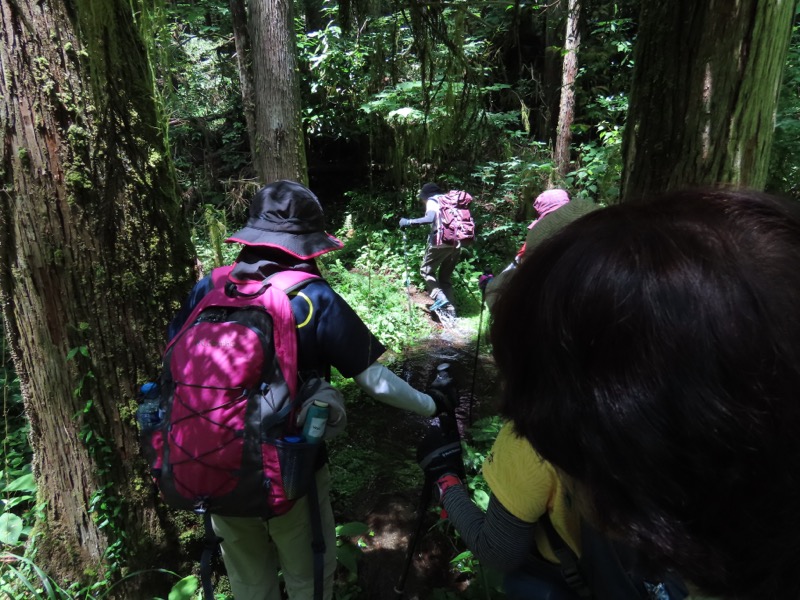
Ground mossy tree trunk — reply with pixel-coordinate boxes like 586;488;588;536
621;1;796;202
249;0;308;183
0;0;195;590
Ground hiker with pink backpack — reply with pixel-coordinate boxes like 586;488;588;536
399;182;476;318
146;180;455;600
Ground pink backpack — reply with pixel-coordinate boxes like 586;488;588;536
434;190;476;247
143;267;321;518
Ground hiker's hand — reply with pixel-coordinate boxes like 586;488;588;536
399;218;411;228
429;363;458;416
417;415;465;483
429;389;457;417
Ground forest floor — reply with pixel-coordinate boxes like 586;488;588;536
329;285;502;599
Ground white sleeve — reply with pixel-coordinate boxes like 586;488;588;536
353;363;436;417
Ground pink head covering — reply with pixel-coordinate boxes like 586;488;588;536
528;188;570;229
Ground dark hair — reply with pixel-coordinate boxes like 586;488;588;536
490;188;800;599
419;182;443;200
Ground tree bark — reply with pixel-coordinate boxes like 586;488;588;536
0;0;195;589
248;0;308;183
621;0;796;202
553;0;581;177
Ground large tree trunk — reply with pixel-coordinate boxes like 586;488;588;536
0;0;195;590
621;1;796;202
553;0;581;177
248;0;308;182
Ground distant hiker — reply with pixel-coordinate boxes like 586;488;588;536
484;188;598;311
166;180;454;600
399;182;475;317
492;188;800;599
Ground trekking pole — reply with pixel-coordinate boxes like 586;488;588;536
394;471;434;597
466;270;492;426
401;230;415;326
396;365;459;596
199;510;223;600
468;295;484;426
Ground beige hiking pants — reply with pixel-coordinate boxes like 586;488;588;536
211;465;337;600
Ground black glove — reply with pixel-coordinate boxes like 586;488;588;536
429;389;457;417
429;363;458;416
416;415;465;481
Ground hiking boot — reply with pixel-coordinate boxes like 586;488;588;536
442;304;457;319
430;297;450;312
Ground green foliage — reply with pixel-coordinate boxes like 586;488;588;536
141;0;252;205
297;5;375;141
167;575;200;600
192;205;239;271
0;553;196;600
0;329;34;553
321;216;436;353
334;521;371;598
66;341;131;593
769;15;800;198
566;97;626;204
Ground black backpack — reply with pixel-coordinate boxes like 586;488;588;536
520;516;689;600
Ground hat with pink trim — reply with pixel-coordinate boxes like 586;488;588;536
225;180;344;260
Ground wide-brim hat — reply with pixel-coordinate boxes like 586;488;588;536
225;180;344;260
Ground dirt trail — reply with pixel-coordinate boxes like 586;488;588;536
331;327;501;599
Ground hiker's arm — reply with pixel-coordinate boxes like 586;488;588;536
407;210;436;225
441;488;535;572
353;363;436;416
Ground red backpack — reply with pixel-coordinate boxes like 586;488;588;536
434;190;476;247
142;267;322;518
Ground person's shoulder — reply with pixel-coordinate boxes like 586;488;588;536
566;196;600;215
295;277;356;310
538;196;598;225
494;421;535;454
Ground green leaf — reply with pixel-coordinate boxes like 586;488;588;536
4;473;36;493
168;575;199;600
450;550;473;564
0;513;24;545
336;543;361;575
336;521;370;537
472;488;490;511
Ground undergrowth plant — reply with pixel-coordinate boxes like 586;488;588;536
0;362;33;553
0;555;198;600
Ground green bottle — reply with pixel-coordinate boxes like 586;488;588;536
302;400;329;444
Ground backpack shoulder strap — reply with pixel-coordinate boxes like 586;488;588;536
540;515;592;598
266;270;320;294
307;474;325;600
